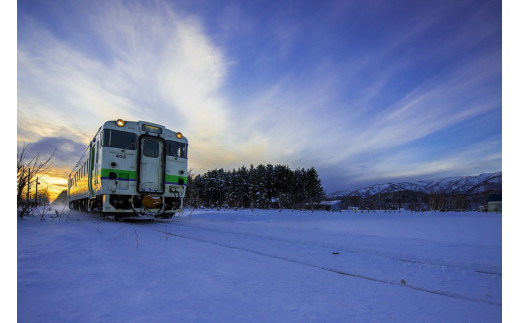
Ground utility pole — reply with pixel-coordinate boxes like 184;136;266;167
45;183;49;206
35;176;40;205
27;168;31;202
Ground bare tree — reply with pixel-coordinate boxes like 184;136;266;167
17;142;55;210
428;193;446;212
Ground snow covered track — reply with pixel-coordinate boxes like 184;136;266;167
18;208;502;322
132;217;502;307
168;221;502;276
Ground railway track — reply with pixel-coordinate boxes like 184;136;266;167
169;220;502;276
126;219;501;307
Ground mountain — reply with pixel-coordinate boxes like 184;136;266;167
328;172;502;199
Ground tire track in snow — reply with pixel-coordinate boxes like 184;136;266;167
130;221;501;307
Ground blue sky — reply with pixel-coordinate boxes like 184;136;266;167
16;0;502;196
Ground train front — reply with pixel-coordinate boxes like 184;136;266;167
98;120;188;219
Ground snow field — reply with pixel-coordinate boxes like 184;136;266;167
18;208;501;322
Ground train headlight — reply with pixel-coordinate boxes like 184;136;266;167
176;132;183;139
116;119;125;127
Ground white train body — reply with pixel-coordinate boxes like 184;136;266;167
68;120;188;219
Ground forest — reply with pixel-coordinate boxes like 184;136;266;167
184;164;325;210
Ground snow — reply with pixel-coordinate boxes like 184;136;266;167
18;208;502;322
328;172;502;198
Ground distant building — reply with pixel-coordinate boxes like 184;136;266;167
478;194;502;212
347;206;359;212
487;194;502;212
321;200;342;212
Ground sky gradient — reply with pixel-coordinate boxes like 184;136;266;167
17;0;502;199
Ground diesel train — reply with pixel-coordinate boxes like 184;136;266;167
68;120;188;219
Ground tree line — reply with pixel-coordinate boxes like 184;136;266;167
335;189;502;212
185;164;325;210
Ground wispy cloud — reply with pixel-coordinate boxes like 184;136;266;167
345;137;502;184
18;0;236;172
17;0;501;194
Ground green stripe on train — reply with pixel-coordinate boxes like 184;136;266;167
100;168;137;180
165;174;188;184
100;169;187;183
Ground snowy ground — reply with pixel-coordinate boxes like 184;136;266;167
18;207;502;322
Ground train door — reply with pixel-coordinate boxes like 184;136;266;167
138;136;165;193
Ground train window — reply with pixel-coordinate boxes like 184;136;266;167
103;129;137;150
96;140;100;162
166;140;188;158
143;139;159;157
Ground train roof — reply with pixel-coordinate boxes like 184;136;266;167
102;120;188;143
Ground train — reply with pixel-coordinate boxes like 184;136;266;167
68;119;188;220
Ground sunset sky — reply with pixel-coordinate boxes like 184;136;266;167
16;0;503;200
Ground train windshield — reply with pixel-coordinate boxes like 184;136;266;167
166;140;188;158
103;129;137;150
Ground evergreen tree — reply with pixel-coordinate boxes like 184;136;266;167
187;164;325;210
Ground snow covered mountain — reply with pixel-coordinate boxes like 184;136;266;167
328;172;502;199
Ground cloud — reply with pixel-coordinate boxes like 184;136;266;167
17;0;501;193
20;136;86;167
350;138;502;184
18;0;236;173
320;136;501;193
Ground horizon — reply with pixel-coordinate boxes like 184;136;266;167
16;0;503;200
328;170;501;195
49;167;501;202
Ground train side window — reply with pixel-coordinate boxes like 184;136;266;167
103;129;137;150
96;140;100;163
